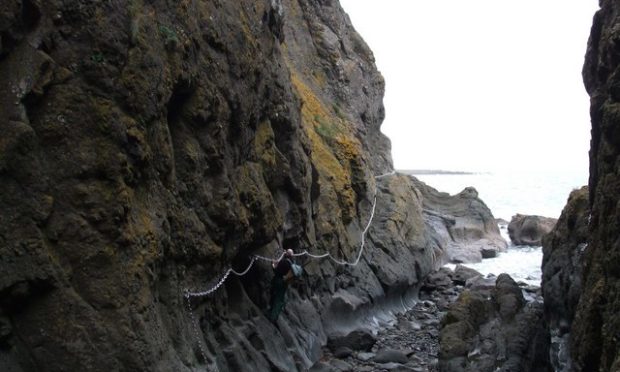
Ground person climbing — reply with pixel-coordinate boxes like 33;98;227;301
267;248;294;323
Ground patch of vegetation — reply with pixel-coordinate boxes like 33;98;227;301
332;103;345;119
159;24;179;44
90;52;104;63
315;118;339;139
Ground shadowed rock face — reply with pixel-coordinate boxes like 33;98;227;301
0;1;505;371
508;214;557;247
541;186;589;371
572;1;620;370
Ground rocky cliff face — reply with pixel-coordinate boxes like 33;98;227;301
0;1;503;371
572;1;620;370
541;186;589;371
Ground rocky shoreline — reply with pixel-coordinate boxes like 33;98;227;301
309;264;543;372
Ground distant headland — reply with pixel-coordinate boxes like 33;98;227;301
399;169;478;175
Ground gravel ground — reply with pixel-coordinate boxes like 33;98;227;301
311;277;465;372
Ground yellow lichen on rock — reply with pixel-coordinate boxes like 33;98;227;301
290;72;360;223
254;120;276;167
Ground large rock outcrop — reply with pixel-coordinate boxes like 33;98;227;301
0;1;505;371
508;214;557;246
571;1;620;370
439;274;547;372
411;179;507;263
541;186;589;371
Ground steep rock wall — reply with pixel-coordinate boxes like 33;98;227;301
574;1;620;370
0;1;425;370
541;186;589;371
0;1;502;371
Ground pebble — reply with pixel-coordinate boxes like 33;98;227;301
334;346;353;359
374;349;409;364
356;352;375;361
329;359;352;371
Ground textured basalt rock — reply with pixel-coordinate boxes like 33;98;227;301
541;186;589;371
571;1;620;370
438;274;547;372
508;214;557;246
0;1;506;371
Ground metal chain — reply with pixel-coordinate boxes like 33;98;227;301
185;291;216;371
183;171;396;368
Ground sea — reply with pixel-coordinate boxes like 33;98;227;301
411;169;588;286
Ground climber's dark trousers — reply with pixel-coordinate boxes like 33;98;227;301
268;275;287;322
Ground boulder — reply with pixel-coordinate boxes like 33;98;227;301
439;273;547;372
508;214;558;246
410;179;508;264
327;330;377;352
452;265;482;286
373;349;409;364
421;267;454;291
333;346;353;359
356;352;375;362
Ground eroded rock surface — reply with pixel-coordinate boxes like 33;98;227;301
508;214;557;246
541;186;589;371
571;1;620;369
412;179;507;263
438;274;547;372
0;1;508;371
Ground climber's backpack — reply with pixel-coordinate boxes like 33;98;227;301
291;262;303;277
286;259;303;280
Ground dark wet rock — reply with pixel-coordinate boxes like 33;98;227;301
452;265;482;286
328;359;352;371
376;362;407;370
508;214;557;246
356;367;374;372
327;330;377;352
465;276;497;291
540;186;589;370
374;349;409;364
421;267;454;291
0;0;516;371
0;315;11;344
309;361;333;372
439;273;547;372
480;247;498;258
333;346;353;359
495;274;526;321
570;2;620;370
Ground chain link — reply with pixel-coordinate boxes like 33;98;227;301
183;171;396;368
185;292;216;371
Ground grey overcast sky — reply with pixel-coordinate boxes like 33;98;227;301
339;0;600;172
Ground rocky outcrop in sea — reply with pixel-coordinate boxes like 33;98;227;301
508;214;557;246
411;179;507;263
